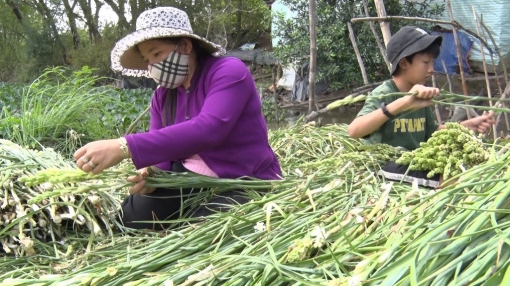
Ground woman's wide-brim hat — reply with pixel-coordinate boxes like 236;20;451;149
111;7;226;77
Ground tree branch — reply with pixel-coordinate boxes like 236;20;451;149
351;16;492;54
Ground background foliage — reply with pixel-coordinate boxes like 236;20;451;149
272;0;445;89
0;67;152;155
0;0;272;82
0;67;281;156
0;0;447;155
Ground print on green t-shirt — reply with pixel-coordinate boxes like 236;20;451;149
356;80;439;151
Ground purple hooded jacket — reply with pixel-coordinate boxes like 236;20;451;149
125;56;282;180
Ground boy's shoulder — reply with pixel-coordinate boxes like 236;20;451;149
370;79;399;98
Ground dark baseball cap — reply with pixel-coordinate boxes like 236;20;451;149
387;26;442;76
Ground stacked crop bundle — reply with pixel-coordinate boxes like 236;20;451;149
270;122;404;177
1;124;508;286
0;139;128;257
397;122;490;179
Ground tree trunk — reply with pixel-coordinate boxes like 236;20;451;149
129;0;139;29
137;0;147;15
93;0;103;31
308;0;317;112
235;0;243;47
77;0;101;41
33;0;69;64
102;0;131;30
374;0;391;47
63;0;81;49
5;0;24;24
348;22;369;85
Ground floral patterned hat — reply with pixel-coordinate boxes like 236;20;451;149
110;7;226;77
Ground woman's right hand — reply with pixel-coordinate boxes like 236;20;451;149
127;167;158;195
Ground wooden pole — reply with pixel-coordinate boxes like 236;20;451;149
374;0;391;47
361;0;390;72
441;59;455;118
350;16;491;52
446;0;470;118
480;16;510;135
348;22;369;85
480;20;508;83
308;0;317;112
431;75;442;125
472;6;496;139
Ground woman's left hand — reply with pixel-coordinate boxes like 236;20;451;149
74;139;125;174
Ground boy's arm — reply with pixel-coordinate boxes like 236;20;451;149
348;85;440;139
435;112;494;133
348;98;409;139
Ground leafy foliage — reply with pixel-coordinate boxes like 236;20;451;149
272;0;445;90
262;97;286;122
0;0;272;82
0;66;279;157
0;66;152;156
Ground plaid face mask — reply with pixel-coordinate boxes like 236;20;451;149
148;49;189;89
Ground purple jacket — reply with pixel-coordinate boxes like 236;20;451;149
125;56;282;180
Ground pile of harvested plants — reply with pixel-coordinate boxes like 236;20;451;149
0;122;509;286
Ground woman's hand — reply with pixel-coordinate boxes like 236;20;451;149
127;166;159;195
74;139;125;174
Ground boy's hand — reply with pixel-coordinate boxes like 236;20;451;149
402;85;440;111
461;111;495;134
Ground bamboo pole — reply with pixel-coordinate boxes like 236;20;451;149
348;22;369;85
432;75;442;125
361;0;390;71
479;16;510;135
495;83;510;112
472;6;496;139
308;0;317;112
374;0;391;47
446;0;469;118
480;20;508;83
351;16;491;52
441;60;454;119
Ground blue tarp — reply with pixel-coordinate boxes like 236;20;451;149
431;30;473;75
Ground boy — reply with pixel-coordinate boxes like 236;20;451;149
348;26;494;188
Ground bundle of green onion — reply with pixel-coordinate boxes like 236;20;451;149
1;123;508;286
0;139;126;257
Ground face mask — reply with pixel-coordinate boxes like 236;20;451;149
148;47;189;89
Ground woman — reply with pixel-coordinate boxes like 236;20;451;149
73;7;282;229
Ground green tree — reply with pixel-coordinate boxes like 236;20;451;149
0;0;272;82
272;0;444;90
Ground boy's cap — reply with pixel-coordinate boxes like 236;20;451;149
387;26;442;76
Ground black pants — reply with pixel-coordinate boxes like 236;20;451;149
377;161;440;189
120;162;250;230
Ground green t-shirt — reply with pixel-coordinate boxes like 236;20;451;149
356;80;439;150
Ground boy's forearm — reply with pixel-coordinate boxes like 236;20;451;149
348;98;408;138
